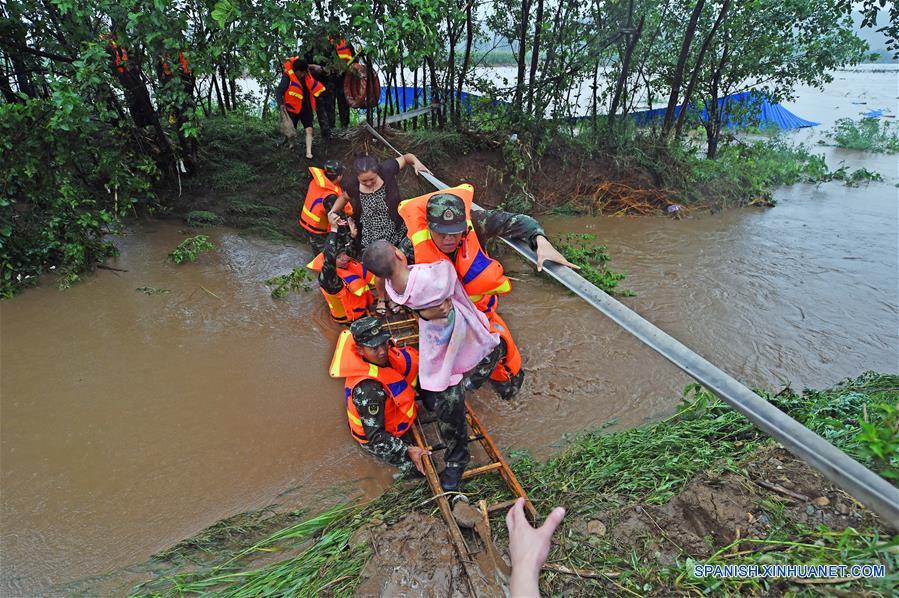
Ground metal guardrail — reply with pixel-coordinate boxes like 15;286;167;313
365;123;899;527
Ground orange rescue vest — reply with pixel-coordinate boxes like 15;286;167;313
161;51;191;78
331;37;354;64
398;184;511;313
486;311;522;382
306;252;374;323
282;57;326;114
329;331;419;443
108;40;128;74
300;167;344;234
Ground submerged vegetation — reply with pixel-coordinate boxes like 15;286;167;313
557;233;632;296
131;372;898;597
265;267;312;299
168;235;214;264
824;117;899;154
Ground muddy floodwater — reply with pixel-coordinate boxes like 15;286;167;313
2;68;897;594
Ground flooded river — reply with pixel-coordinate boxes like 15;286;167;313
1;69;897;594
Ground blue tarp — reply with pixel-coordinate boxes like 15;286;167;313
629;91;819;130
377;86;490;113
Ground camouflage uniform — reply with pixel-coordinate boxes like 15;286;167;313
346;317;417;475
399;204;541;400
351;379;416;475
318;229;353;295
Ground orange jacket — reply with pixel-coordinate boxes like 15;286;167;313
330;37;354;64
161;51;191;78
486;311;522;381
329;331;419;442
282;57;326;113
108;40;128;74
299;167;343;234
306;253;374;323
398;184;511;313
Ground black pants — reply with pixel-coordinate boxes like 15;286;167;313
289;105;314;129
321;73;350;128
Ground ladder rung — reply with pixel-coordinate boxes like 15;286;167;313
462;461;503;480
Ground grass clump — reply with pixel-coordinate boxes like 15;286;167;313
825;117;899;153
168;235;214;264
185;210;222;227
557;233;632;296
265;267;312;298
225;198;282;218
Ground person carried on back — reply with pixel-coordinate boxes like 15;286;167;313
362;240;504;494
397;185;579;401
329;317;428;476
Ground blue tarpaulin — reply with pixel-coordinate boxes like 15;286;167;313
629;91;819;130
378;86;487;112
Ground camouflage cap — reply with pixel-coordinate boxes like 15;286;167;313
323;160;345;180
350;316;391;347
426;193;467;234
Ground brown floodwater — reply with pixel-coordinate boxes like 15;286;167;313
2;71;898;595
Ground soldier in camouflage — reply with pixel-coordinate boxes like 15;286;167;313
401;192;578;400
346;317;428;476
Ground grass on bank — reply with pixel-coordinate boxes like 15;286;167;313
132;372;898;597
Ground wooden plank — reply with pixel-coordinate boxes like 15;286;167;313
462;461;503;479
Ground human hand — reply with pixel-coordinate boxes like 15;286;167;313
416;297;452;320
534;236;580;273
406;446;430;475
327;211;346;229
347;217;358;238
413;160;431;176
506;498;565;598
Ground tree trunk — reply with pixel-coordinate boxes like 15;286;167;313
412;64;419;130
608;15;644;126
426;56;444;128
455;1;474;127
212;74;226;114
512;0;532;113
662;0;706;136
525;0;545;115
705;44;728;159
675;0;731;137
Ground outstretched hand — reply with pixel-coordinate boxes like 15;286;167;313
534;236;580;273
506;498;565;598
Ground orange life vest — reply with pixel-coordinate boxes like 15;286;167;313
161;51;191;78
306;253;374;323
486;311;522;381
108;40;128;74
330;37;354;64
329;331;419;443
398;184;511;313
282;57;326;114
299;167;343;234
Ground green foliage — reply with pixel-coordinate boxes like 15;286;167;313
185;211;222;227
825;117;899;153
265;267;311;298
556;234;632;296
168;235;214;264
855;402;899;481
0;97;155;298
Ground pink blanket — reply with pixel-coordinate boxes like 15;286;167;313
386;260;499;391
